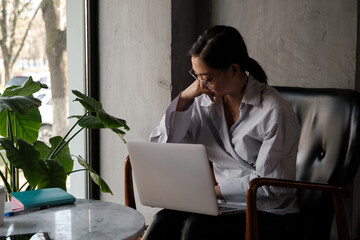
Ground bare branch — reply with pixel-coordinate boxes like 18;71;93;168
0;0;8;42
18;0;33;14
10;3;41;68
9;0;20;56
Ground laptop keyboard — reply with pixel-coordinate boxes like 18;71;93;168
218;203;246;213
218;205;241;212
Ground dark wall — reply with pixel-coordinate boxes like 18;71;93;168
172;1;358;92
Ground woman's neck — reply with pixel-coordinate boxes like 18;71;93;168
222;72;248;129
225;71;248;106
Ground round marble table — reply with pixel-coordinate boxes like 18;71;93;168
0;199;145;240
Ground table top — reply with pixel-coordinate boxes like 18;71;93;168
0;199;145;240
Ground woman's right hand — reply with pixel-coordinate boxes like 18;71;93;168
176;80;215;111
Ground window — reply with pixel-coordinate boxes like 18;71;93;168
0;0;86;198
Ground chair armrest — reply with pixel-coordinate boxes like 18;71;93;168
125;155;137;209
245;177;351;240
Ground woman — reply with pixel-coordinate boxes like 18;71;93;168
146;25;300;240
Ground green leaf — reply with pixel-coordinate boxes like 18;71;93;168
71;90;130;133
0;108;42;143
111;128;127;143
70;115;105;129
72;90;99;112
37;159;67;191
76;155;113;195
0;139;42;188
0;77;44;142
0;95;41;115
97;110;130;130
33;136;74;173
2;76;48;97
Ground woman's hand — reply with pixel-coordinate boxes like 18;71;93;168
215;185;224;200
176;80;215;111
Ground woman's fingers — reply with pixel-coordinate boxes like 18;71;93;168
181;80;216;104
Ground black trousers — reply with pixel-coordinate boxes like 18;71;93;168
143;209;300;240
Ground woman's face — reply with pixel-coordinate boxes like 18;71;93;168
191;56;235;97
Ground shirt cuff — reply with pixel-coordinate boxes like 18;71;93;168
218;173;257;203
165;95;194;142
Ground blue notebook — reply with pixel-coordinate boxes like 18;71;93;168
10;188;76;210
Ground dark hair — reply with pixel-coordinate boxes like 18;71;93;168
189;25;267;83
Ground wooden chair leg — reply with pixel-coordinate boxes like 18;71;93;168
332;192;350;240
125;155;136;209
245;182;259;240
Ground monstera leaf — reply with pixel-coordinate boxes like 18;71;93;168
0;138;70;191
0;77;46;143
76;155;113;195
36;159;67;190
34;136;74;174
0;95;41;115
0;138;42;188
0;108;42;144
2;76;48;97
71;90;129;143
0;82;125;195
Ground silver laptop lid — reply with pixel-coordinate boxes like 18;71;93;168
126;141;220;216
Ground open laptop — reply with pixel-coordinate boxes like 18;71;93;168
126;141;246;216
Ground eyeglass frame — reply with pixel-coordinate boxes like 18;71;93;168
188;68;228;90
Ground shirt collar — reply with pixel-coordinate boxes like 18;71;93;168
242;75;264;107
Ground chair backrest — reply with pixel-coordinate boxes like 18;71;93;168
275;86;360;239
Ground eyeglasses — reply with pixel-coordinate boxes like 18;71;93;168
188;68;226;90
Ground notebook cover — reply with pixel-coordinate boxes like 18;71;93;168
10;188;76;210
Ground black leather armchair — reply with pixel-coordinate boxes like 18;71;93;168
246;87;360;240
125;87;360;240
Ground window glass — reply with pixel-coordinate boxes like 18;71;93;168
0;0;71;192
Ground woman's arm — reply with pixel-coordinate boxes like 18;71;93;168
219;107;300;203
177;79;215;111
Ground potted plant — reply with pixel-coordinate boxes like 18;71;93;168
0;77;129;195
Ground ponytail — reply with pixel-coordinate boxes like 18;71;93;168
247;57;267;84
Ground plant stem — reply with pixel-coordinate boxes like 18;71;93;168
6;109;18;192
6;109;13;142
0;170;12;194
50;127;84;159
19;181;29;191
0;152;11;174
67;168;86;174
48;112;88;160
13;113;19;191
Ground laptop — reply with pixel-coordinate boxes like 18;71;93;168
126;141;246;216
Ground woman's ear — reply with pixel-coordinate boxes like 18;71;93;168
230;63;241;75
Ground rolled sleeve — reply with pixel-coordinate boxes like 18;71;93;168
150;94;196;143
219;173;257;203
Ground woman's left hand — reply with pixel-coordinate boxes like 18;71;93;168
215;185;224;199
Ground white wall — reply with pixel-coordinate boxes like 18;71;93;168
97;0;171;224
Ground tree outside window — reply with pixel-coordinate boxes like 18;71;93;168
0;0;69;189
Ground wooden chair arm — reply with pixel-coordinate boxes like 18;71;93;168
245;177;351;240
125;155;136;209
